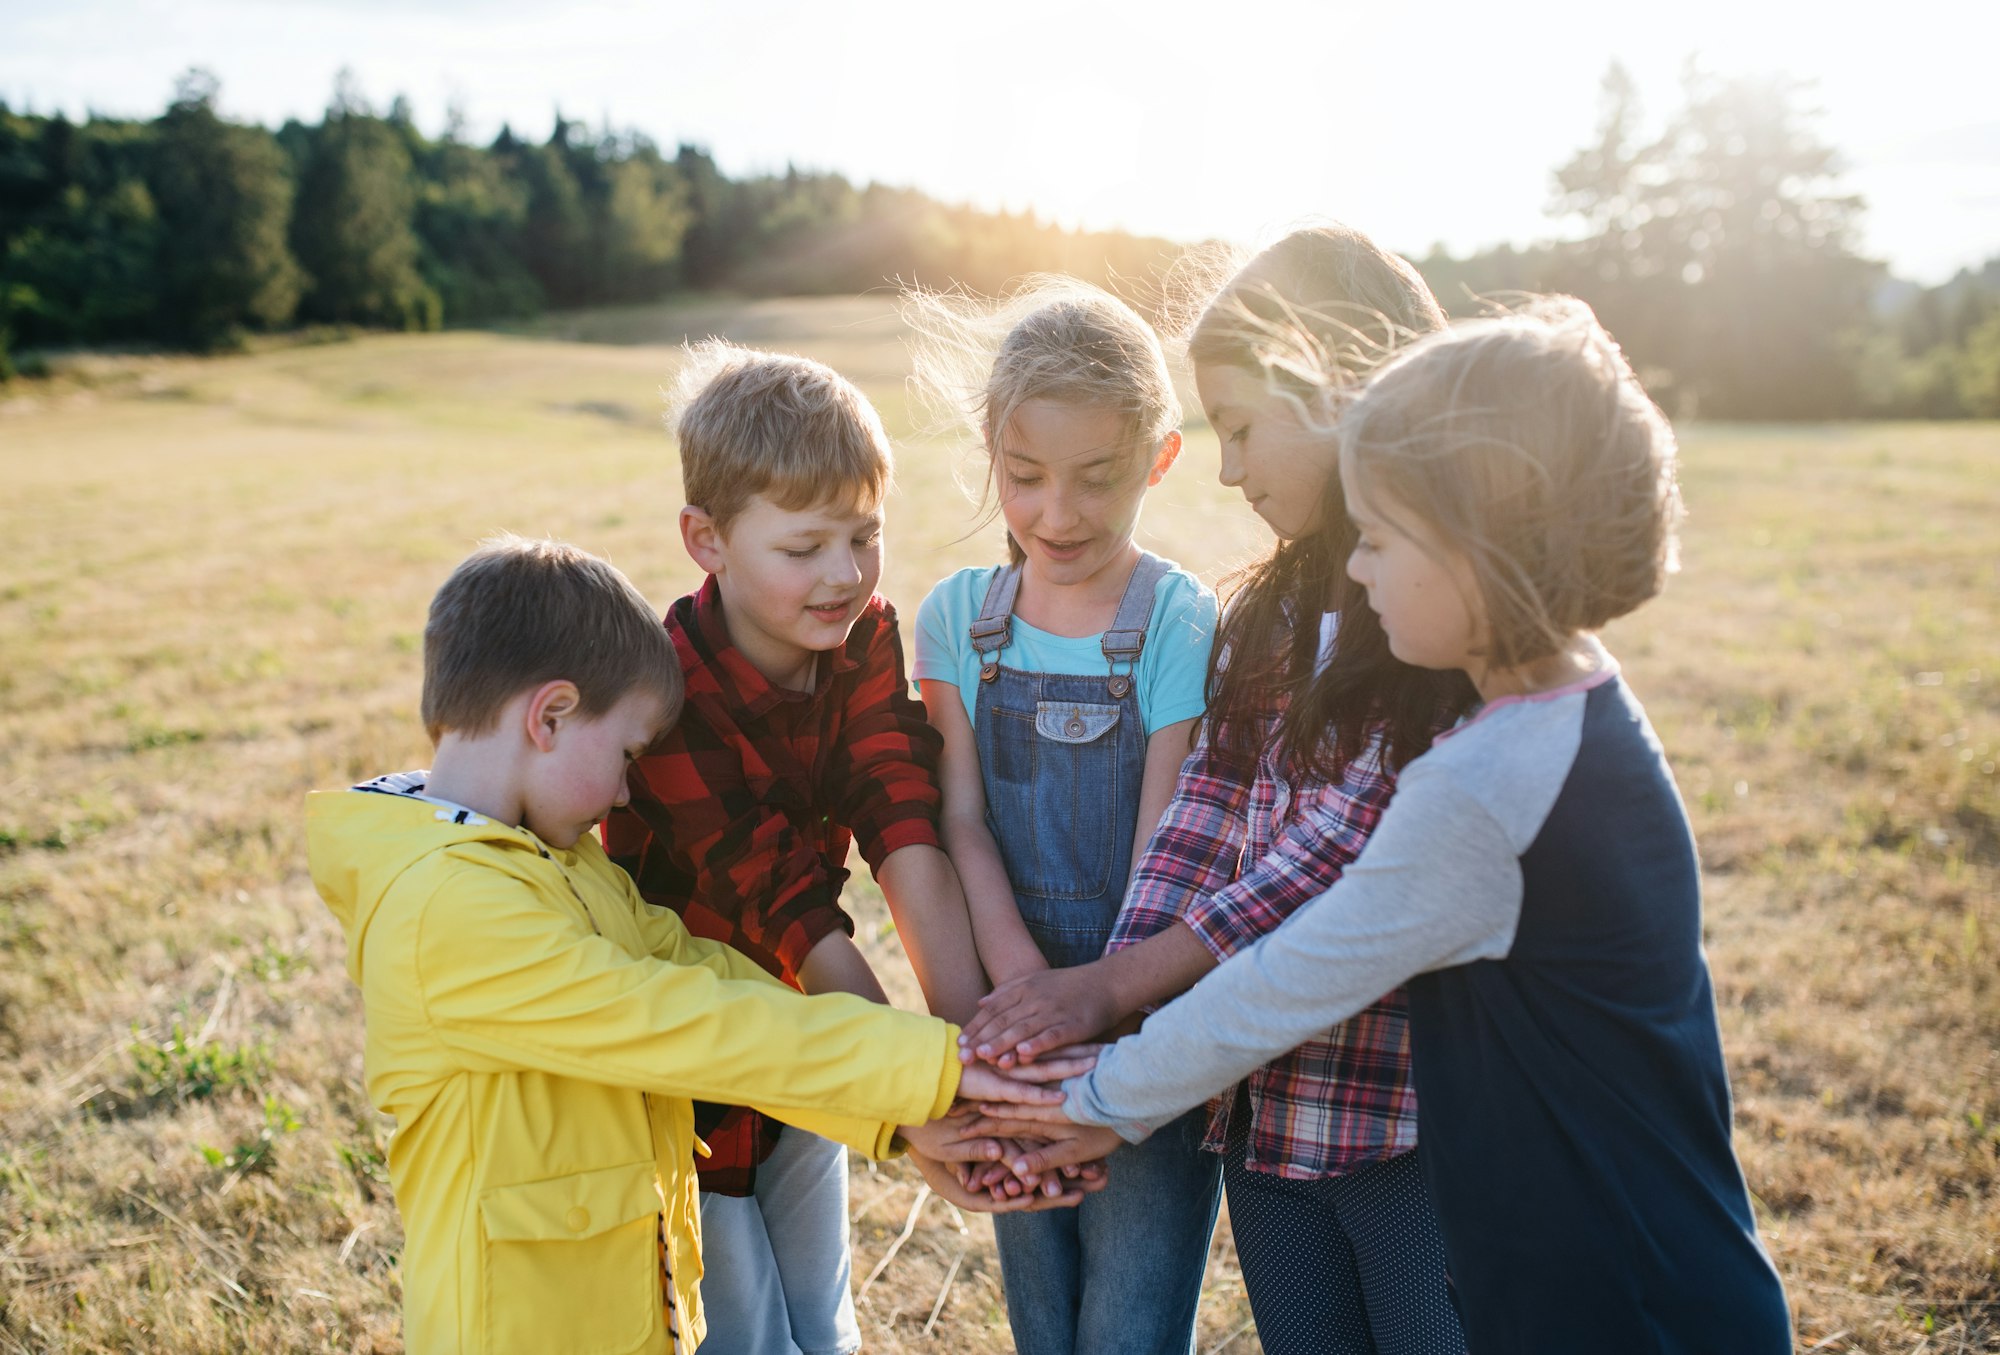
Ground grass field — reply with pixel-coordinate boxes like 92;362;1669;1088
0;295;1994;1353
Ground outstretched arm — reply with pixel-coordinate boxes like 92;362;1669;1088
1066;765;1523;1142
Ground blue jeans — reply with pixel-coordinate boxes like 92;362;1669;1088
970;569;1218;1351
992;1107;1222;1355
695;1128;857;1355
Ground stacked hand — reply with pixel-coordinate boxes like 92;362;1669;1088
959;965;1124;1069
925;1047;1129;1209
903;962;1142;1211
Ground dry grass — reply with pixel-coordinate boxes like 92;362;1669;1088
0;296;1992;1353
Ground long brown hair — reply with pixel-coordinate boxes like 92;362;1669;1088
1186;224;1476;779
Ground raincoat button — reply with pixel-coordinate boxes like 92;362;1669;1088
564;1206;590;1233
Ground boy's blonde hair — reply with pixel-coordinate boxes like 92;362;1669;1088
668;341;893;534
903;277;1179;563
1338;296;1682;671
421;534;682;744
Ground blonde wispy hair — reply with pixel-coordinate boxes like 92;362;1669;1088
1337;295;1684;671
901;276;1179;563
667;340;893;534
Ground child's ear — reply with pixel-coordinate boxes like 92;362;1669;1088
680;506;726;576
1146;430;1183;487
523;680;582;752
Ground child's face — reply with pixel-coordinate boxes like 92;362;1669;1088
1194;363;1336;540
701;492;885;686
996;399;1177;588
1341;465;1481;674
523;687;671;849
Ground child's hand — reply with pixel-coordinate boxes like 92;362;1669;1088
906;1148;1104;1213
1002;1123;1129;1181
897;1110;1005;1166
959;965;1122;1067
994;1042;1104;1084
956;1060;1070;1108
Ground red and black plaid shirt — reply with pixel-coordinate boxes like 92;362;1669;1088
603;575;944;1195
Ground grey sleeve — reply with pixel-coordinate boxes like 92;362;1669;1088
1064;763;1525;1141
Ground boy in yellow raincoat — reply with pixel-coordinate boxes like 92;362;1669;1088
308;536;1077;1354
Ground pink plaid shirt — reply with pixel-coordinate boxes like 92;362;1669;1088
1109;639;1420;1178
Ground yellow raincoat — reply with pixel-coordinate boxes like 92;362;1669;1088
307;785;962;1354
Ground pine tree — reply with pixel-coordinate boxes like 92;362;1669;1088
147;70;304;348
290;73;438;329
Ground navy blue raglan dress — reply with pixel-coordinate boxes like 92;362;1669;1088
1066;649;1792;1354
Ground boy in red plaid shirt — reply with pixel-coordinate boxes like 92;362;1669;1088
604;342;987;1355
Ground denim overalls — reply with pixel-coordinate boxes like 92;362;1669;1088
970;552;1223;1355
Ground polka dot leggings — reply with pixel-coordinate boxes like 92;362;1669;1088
1222;1123;1465;1355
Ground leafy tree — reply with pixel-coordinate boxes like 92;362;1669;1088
413;131;541;323
1955;308;2000;417
514;124;591;307
1546;63;1880;417
592;143;691;301
291;78;438;330
147;70;303;348
0;109;164;348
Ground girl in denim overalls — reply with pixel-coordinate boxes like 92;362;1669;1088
907;281;1223;1355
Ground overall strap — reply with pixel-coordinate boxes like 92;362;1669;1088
1100;552;1172;697
969;564;1023;683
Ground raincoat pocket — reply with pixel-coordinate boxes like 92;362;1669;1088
480;1159;664;1354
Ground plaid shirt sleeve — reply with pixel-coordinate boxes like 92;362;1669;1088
1106;731;1251;954
828;603;944;870
1179;741;1396;962
612;730;854;985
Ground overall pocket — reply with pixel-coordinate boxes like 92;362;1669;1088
480;1160;665;1354
986;700;1123;905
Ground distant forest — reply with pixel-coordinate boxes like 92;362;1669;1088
3;64;1996;419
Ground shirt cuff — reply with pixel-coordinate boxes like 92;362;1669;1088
1180;906;1259;963
771;905;857;978
1061;1075;1158;1145
860;815;943;870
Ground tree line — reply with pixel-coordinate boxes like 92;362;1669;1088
0;69;1179;371
2;65;1995;419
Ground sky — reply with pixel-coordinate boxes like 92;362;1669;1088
4;0;1996;284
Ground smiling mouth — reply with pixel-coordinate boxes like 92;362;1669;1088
1040;538;1088;554
806;600;852;618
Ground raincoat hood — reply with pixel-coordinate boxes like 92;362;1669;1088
307;773;542;984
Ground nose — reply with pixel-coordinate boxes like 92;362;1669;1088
1345;546;1370;587
1042;483;1081;532
1217;441;1245;489
824;546;863;587
616;766;635;808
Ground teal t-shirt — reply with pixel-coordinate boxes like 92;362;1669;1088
912;562;1218;734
